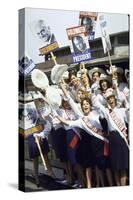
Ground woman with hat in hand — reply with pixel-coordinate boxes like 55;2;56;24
88;67;105;94
107;65;129;108
91;73;112;107
53;84;110;188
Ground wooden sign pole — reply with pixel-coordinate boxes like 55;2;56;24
50;52;57;65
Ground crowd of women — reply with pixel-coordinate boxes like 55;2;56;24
21;64;129;189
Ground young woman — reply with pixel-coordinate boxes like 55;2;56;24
53;96;110;188
92;88;129;186
58;100;83;187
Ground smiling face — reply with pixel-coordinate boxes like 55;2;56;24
81;99;91;115
92;72;100;82
76;89;85;103
81;73;89;86
36;25;51;42
70;75;78;86
107;95;116;109
100;80;108;91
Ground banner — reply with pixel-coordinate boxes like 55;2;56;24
19;102;44;136
79;11;98;40
30;19;59;55
19;54;36;76
66;26;91;63
99;15;112;54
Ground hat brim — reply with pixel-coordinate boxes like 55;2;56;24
88;67;105;80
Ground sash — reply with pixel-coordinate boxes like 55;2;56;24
109;110;129;149
82;117;109;143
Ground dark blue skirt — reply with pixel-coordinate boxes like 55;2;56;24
76;130;94;168
91;137;109;170
66;129;79;166
50;127;68;162
27;135;49;159
107;131;129;170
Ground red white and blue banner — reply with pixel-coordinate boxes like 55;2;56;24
66;26;91;63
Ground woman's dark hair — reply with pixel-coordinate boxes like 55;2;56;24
80;97;92;111
68;69;77;82
99;79;111;91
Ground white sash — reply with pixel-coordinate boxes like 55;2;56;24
109;110;129;149
82;117;109;143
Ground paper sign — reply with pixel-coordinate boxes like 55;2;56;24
19;102;43;135
19;55;36;76
66;25;91;63
79;11;98;40
99;15;112;54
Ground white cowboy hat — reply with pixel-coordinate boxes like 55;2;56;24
77;68;87;78
31;69;49;90
99;74;111;83
51;64;68;84
104;88;115;99
106;65;124;75
62;70;69;80
45;86;62;109
88;67;105;80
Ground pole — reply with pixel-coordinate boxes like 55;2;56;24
35;136;48;171
50;51;57;65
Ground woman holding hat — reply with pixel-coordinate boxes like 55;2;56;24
53;92;111;188
92;88;129;186
107;66;129;107
91;74;111;107
88;67;105;93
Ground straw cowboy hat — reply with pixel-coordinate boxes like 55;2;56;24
104;88;116;99
46;86;62;109
51;64;68;84
88;67;105;80
106;65;124;75
31;69;49;90
99;74;111;83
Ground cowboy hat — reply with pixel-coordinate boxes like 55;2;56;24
31;69;49;90
106;65;124;75
104;88;116;99
51;64;68;84
99;74;111;83
45;86;62;109
88;67;105;80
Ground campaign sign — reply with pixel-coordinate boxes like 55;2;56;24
30;19;59;55
79;11;98;40
19;55;36;76
19;102;44;136
99;15;112;54
66;26;91;63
